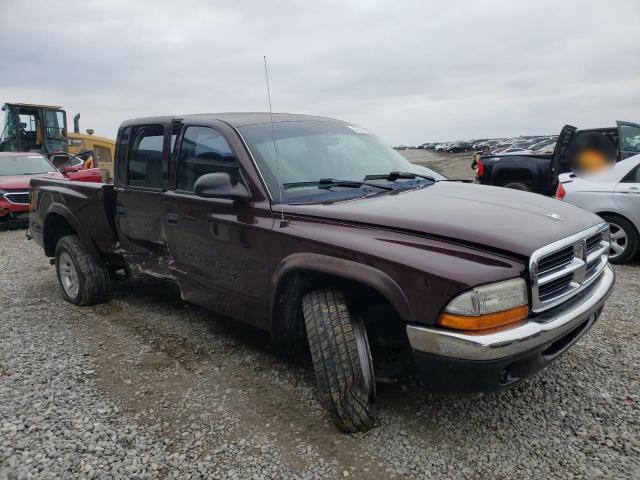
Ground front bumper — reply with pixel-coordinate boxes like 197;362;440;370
406;264;615;393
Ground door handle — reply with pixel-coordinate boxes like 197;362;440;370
116;206;127;217
166;213;180;225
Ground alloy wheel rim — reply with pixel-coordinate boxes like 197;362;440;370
58;252;80;298
608;223;628;260
352;317;376;401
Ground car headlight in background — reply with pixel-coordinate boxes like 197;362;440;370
438;278;529;331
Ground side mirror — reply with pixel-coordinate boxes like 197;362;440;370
193;172;251;201
61;165;78;173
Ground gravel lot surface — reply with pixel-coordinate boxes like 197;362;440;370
1;163;639;478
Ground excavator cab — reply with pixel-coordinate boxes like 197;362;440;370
0;103;68;156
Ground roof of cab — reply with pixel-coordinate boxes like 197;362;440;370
119;112;344;129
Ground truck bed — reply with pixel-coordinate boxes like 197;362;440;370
29;178;119;257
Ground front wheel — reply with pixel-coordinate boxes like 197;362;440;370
55;235;111;305
302;289;376;433
601;214;638;264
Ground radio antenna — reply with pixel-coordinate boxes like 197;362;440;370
263;55;287;227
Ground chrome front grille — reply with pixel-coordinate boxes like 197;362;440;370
530;223;609;312
3;191;30;204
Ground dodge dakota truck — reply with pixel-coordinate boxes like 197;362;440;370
29;113;615;432
475;121;640;195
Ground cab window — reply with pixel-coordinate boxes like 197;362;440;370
620;124;640;153
176;126;239;192
127;125;164;188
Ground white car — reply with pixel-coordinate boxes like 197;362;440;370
556;154;640;263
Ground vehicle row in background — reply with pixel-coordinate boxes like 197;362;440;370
413;135;559;155
0;103;116;183
0;151;101;227
474;121;640;195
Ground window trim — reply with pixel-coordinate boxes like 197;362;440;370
172;124;245;195
125;123;166;191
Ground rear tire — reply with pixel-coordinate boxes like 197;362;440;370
503;182;531;192
55;235;111;305
601;214;638;264
302;289;376;433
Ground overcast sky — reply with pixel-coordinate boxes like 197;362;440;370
1;0;639;144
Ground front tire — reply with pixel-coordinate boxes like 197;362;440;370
601;214;638;264
302;289;376;433
55;235;111;305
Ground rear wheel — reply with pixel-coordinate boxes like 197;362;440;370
503;182;531;192
302;289;376;433
601;214;638;264
55;235;111;305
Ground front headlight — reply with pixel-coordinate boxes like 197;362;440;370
439;278;529;331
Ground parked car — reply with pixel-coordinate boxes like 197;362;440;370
49;152;102;182
0;152;101;227
556;154;640;263
447;142;472;153
29;113;615;433
475;121;640;195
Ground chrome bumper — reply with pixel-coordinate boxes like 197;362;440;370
406;264;615;361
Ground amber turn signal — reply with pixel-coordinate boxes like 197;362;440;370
438;305;529;332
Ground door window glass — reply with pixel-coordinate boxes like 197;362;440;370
620;125;640;153
176;126;239;191
127;125;164;188
44;110;66;152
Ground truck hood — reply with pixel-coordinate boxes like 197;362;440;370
0;172;64;190
283;182;604;257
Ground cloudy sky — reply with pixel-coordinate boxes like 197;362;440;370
1;0;639;144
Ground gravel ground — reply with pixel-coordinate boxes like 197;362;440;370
1;221;639;478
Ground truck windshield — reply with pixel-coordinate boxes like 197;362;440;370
0;154;57;176
239;120;444;203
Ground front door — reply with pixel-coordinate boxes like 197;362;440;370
163;125;273;329
114;123;171;276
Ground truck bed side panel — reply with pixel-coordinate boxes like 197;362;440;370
30;178;118;256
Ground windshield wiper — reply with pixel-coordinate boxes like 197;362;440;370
282;178;393;191
364;171;436;182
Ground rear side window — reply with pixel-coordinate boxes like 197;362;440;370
128;125;164;188
176;126;239;192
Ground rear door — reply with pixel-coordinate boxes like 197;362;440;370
114;123;171;272
616;121;640;160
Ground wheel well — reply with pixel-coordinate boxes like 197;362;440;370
597;212;640;236
271;269;409;352
43;213;76;257
496;170;534;187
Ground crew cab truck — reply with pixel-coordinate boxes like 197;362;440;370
476;121;640;195
30;113;616;432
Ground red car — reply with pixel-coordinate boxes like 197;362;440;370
0;152;101;227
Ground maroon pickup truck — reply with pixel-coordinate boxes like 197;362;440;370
29;113;615;432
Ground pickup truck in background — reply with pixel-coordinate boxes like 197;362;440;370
30;113;615;432
475;121;640;195
0;152;99;227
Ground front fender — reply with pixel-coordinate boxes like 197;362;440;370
271;252;414;323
